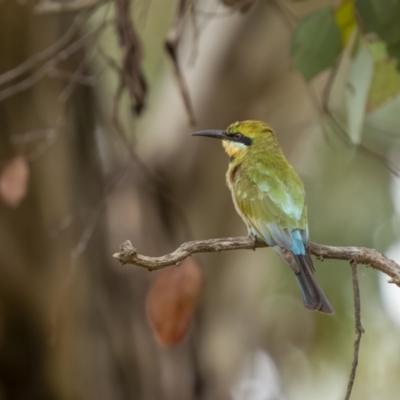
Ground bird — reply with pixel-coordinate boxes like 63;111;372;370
192;120;334;314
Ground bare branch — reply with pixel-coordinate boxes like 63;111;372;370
114;0;147;114
113;237;400;286
165;0;196;125
0;22;109;103
0;61;56;103
48;68;96;86
0;10;90;87
344;262;364;400
10;129;58;145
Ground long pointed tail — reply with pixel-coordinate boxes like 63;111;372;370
293;253;334;314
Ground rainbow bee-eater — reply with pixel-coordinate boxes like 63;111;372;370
193;120;333;314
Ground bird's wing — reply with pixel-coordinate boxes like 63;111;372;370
233;168;308;252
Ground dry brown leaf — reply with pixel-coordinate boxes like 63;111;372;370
0;156;29;207
146;258;203;347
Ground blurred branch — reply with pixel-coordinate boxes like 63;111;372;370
0;61;56;102
344;261;364;400
113;0;147;114
219;0;256;12
0;10;92;87
113;237;400;286
0;20;109;103
49;68;96;86
165;0;196;125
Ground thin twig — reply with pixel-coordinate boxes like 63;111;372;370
10;129;58;144
0;9;91;87
113;236;400;287
49;68;95;86
165;0;196;125
0;22;110;103
344;261;364;400
0;61;56;102
272;0;298;28
114;0;147;114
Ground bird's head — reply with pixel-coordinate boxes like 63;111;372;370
192;120;275;160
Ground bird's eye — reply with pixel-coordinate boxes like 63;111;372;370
234;133;243;140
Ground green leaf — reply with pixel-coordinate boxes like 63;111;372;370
366;41;400;112
334;0;356;46
368;40;387;62
388;43;400;69
345;42;374;144
291;8;342;81
356;0;400;43
367;58;400;112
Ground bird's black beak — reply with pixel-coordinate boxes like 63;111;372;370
191;130;228;140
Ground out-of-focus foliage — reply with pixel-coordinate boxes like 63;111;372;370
367;41;400;112
290;8;342;82
335;0;356;45
344;38;373;144
291;0;400;80
291;0;400;146
356;0;400;66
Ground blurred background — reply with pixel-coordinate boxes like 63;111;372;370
1;0;400;399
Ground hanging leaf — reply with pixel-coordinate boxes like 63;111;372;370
367;59;400;112
366;42;400;113
345;42;374;143
146;259;203;347
326;30;358;124
0;156;29;207
291;8;342;81
368;40;387;62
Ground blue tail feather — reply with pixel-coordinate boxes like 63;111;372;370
293;253;334;314
290;229;306;255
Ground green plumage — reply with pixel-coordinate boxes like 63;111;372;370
228;135;307;235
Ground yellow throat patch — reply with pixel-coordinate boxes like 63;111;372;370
222;140;248;160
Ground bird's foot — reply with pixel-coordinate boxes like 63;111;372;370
247;232;261;249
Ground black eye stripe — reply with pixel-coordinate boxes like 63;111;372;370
228;131;252;146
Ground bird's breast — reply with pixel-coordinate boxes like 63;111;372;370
226;159;245;191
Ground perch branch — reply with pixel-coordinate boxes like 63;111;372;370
113;236;400;286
